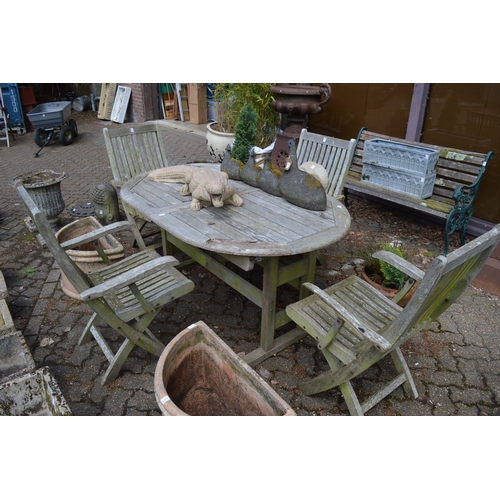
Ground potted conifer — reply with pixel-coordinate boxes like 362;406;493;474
206;83;279;162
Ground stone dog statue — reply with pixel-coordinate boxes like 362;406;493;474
148;165;244;211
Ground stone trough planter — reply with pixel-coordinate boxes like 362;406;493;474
0;366;72;416
0;330;36;383
154;321;296;416
0;298;14;335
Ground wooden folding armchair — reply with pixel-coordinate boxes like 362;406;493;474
15;182;194;385
297;129;355;199
104;122;169;249
286;223;500;415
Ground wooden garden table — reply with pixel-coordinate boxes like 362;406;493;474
120;164;351;366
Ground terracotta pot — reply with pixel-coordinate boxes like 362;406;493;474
154;321;296;416
55;216;124;300
361;267;416;307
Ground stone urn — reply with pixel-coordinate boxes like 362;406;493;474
11;169;68;228
271;84;332;139
270;84;332;170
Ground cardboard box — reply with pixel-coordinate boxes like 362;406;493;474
188;83;207;124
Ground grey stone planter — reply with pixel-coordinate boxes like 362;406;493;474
0;330;36;383
0;366;72;416
11;169;68;226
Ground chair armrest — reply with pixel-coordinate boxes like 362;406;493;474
302;282;392;352
60;221;133;250
110;179;124;191
372;250;425;281
452;156;490;205
79;256;180;301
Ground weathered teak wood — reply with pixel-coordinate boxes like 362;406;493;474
104;122;170;249
120;164;352;366
286;223;500;415
14;183;194;385
297;129;356;199
343;127;494;254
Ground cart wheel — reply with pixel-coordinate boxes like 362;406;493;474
34;128;48;147
59;125;75;146
68;118;78;137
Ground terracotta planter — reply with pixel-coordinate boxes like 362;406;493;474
55;216;124;300
206;122;235;162
154;321;296;416
361;267;416;307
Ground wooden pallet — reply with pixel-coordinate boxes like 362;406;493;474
97;83;117;120
173;83;189;121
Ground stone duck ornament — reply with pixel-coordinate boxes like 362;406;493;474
278;139;327;211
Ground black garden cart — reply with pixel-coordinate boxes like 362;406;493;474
27;101;78;157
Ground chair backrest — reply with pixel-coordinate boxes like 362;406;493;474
386;223;500;347
103;122;169;187
297;129;355;198
14;183;93;296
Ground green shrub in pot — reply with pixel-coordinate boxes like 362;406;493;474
211;83;279;148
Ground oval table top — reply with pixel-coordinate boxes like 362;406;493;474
120;164;351;258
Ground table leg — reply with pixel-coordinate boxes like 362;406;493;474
166;234;316;366
300;250;318;299
260;257;279;352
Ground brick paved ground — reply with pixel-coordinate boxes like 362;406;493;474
1;110;499;416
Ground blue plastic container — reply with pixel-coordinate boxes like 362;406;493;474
0;83;26;133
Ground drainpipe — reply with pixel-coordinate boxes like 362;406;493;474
405;83;431;142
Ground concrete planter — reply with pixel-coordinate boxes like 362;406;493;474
154;321;296;416
0;366;72;415
55;216;124;300
0;299;14;334
0;330;36;383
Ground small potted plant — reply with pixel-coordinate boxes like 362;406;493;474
360;241;417;306
221;104;258;181
231;103;258;164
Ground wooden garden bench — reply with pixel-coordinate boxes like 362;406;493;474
343;127;494;254
297;129;355;200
